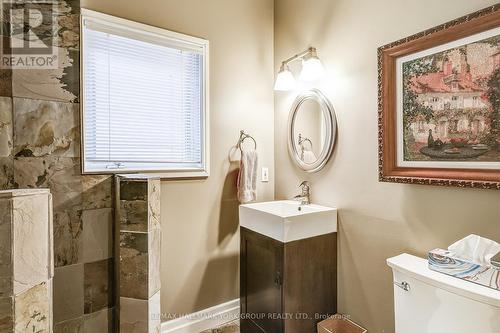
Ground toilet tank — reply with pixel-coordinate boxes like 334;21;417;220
387;253;500;333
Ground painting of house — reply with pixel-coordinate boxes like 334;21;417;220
402;34;500;162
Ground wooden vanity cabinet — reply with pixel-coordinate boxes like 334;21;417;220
240;227;337;333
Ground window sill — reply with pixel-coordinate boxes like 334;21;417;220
81;169;210;180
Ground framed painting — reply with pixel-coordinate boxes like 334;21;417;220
378;5;500;189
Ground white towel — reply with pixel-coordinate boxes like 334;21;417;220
302;150;317;164
237;150;258;203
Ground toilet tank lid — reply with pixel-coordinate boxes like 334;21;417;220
387;253;500;308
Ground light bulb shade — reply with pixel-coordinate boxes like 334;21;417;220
300;56;325;81
274;67;296;91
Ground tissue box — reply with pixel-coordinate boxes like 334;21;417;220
428;248;500;291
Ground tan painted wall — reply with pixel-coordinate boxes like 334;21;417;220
81;0;275;318
274;0;500;332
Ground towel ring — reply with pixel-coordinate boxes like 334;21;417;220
237;130;257;151
298;133;313;149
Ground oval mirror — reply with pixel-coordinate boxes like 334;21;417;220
287;89;337;172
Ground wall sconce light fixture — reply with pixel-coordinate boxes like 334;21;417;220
274;47;325;91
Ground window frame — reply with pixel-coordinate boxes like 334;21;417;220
80;9;210;178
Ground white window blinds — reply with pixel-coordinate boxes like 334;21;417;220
82;12;208;175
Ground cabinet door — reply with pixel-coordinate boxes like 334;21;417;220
241;228;283;333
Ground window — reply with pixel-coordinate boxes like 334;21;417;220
472;96;479;107
81;9;209;177
418;120;426;133
451;96;458;101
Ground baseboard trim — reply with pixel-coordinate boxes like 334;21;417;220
161;299;240;333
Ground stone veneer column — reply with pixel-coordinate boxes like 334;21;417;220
117;175;161;333
0;189;53;332
1;1;116;331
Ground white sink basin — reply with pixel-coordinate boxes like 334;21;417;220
239;200;337;243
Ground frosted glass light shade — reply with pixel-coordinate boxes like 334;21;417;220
300;56;325;81
274;68;296;91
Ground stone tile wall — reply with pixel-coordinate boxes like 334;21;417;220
0;189;53;333
118;176;161;333
0;1;115;332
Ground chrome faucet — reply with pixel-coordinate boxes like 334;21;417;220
293;181;311;205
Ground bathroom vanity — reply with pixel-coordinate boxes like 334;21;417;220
239;201;337;333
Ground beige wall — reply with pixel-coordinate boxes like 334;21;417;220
81;0;275;317
78;0;500;330
274;0;500;332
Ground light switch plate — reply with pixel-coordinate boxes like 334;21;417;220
261;167;269;182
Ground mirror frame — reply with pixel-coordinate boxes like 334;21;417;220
287;89;337;173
